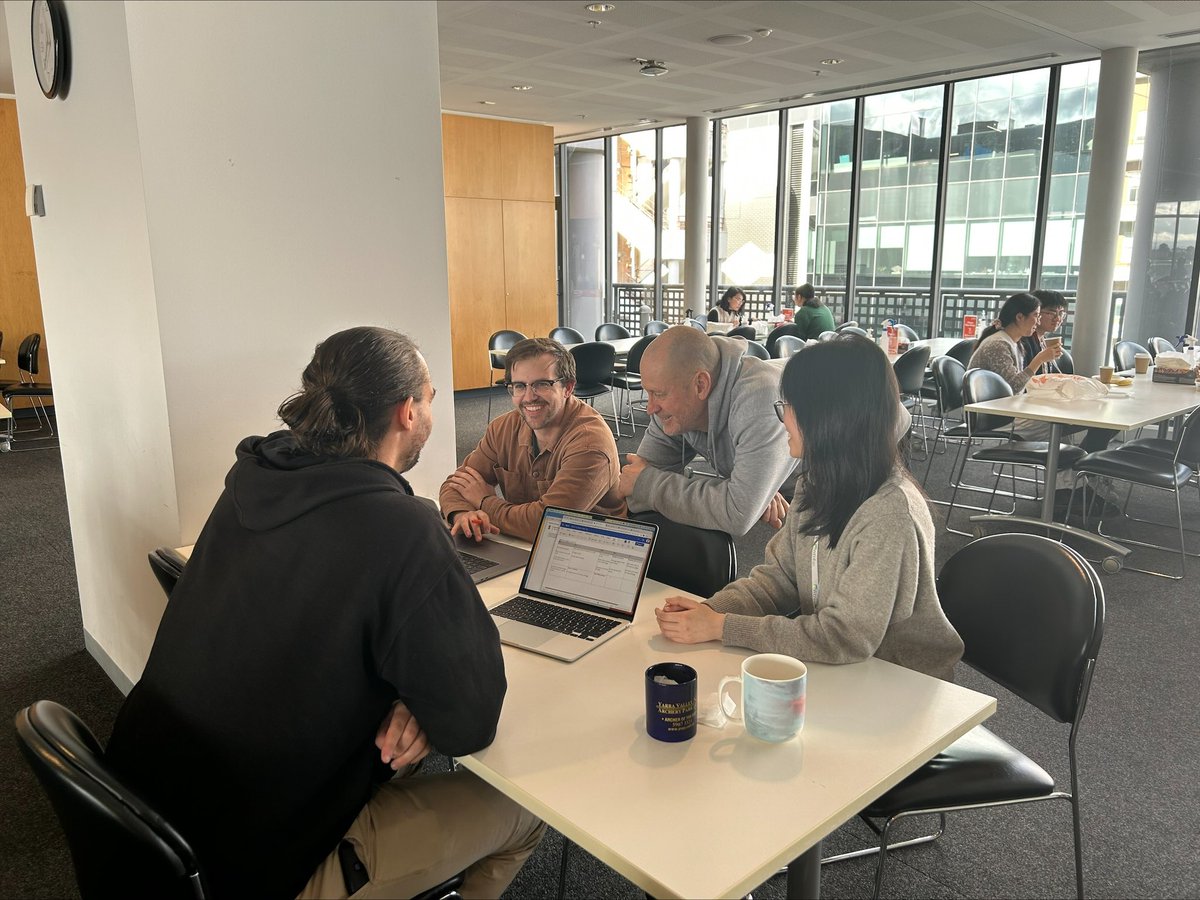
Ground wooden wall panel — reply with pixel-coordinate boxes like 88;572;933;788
502;200;558;340
498;120;554;202
0;100;50;387
445;197;508;390
441;114;502;199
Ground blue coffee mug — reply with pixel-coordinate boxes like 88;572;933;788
645;662;698;742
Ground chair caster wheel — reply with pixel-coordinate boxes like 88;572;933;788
1101;556;1122;574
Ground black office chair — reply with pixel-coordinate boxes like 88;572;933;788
726;325;756;340
921;356;968;485
3;333;56;440
644;320;669;335
826;534;1104;900
764;323;803;358
148;547;189;598
1148;336;1174;358
569;342;619;435
15;700;209;899
596;322;630;341
946;338;976;368
1112;340;1148;372
835;321;860;332
742;340;770;360
631;511;737;597
607;333;656;433
486;330;525;420
893;345;933;454
817;330;838;341
773;335;805;359
1066;405;1200;579
684;318;708;332
884;323;920;342
549;326;585;345
838;325;868;337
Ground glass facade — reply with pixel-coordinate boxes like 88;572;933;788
558;49;1199;343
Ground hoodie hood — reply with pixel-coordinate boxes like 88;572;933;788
227;431;411;532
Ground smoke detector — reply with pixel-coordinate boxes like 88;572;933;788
633;57;668;77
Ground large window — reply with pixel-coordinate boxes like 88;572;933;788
612;131;656;287
562;140;605;339
716;112;779;293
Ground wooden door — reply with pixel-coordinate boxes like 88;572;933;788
445;197;507;390
503;200;558;341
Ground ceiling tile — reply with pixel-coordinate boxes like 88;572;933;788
838;29;965;63
1005;1;1141;30
831;0;957;22
919;11;1048;48
734;1;884;38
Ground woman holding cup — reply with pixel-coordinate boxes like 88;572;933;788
654;336;963;682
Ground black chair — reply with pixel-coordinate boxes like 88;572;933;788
1148;336;1174;358
773;335;805;359
549;326;585;345
1067;405;1200;579
946;338;977;368
596;322;630;341
644;320;669;335
826;534;1104;900
1057;348;1074;375
15;700;209;899
3;333;56;446
764;322;803;358
607;333;656;433
148;547;189;598
893;345;932;453
835;321;860;332
486;330;525;420
944;369;1085;535
884;323;920;342
684;318;708;332
569;342;619;435
742;340;770;360
726;325;757;340
1112;340;1148;372
817;330;838;341
921;356;967;485
632;511;736;598
838;325;868;337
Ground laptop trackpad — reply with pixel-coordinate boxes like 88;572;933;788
496;618;557;648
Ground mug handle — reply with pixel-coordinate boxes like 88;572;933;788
717;675;743;722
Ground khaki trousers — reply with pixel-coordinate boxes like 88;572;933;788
298;769;544;900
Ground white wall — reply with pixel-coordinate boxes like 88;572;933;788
5;0;455;688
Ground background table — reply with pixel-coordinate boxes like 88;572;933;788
465;565;994;899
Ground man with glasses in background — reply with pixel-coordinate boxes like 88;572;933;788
1022;289;1070;374
440;337;625;542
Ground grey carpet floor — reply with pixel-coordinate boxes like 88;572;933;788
2;395;1199;899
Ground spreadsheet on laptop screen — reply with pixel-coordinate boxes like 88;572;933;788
523;510;655;614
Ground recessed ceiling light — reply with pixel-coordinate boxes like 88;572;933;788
708;34;753;46
585;2;614;11
820;58;844;66
479;100;496;105
511;84;533;91
755;28;773;38
633;57;668;76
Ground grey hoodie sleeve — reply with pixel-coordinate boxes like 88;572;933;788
633;417;694;474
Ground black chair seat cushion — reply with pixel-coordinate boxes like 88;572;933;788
1074;448;1193;488
4;384;53;399
972;443;1086;468
1120;437;1177;460
573;384;612;400
608;374;642;392
863;725;1055;818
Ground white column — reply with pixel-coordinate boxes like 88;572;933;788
1072;47;1138;372
684;116;710;317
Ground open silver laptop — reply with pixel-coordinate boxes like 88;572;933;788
490;507;658;662
415;496;529;584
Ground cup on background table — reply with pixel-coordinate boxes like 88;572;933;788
782;308;795;322
1098;365;1115;384
718;653;807;743
1134;352;1152;375
1045;335;1062;350
645;662;697;742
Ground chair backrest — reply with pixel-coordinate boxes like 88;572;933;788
937;534;1104;724
773;335;805;359
930;355;966;416
1056;348;1074;375
892;345;932;394
817;330;838;341
623;333;657;375
487;330;525;370
596;322;631;341
742;340;770;360
684;318;708;332
727;325;756;340
946;338;976;368
549;326;585;346
892;323;920;342
631;512;736;598
764;322;803;357
1148;336;1174;358
644;320;669;335
838;325;868;337
1173;405;1200;469
1113;340;1148;372
835;321;859;331
14;701;207;899
18;333;42;378
568;341;616;386
148;548;188;599
962;367;1015;432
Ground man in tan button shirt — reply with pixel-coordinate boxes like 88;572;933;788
440;337;626;542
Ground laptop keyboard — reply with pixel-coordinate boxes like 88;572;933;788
492;596;622;641
457;550;498;574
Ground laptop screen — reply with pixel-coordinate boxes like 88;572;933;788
521;508;657;616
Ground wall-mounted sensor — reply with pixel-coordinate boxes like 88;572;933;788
26;184;45;217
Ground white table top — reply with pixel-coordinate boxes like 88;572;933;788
964;370;1200;431
0;401;10;420
465;567;995;899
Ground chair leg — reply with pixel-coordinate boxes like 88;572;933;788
558;836;571;898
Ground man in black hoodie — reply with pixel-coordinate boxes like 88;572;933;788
106;327;543;899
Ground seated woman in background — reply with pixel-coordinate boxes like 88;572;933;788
654;336;964;682
708;287;745;325
791;283;835;340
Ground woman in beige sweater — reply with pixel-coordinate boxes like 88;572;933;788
654;336;963;681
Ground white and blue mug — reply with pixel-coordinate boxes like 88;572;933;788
718;653;806;742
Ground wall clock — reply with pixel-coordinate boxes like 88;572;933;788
31;0;69;99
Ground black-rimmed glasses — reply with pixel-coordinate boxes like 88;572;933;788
505;378;563;396
773;400;791;423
